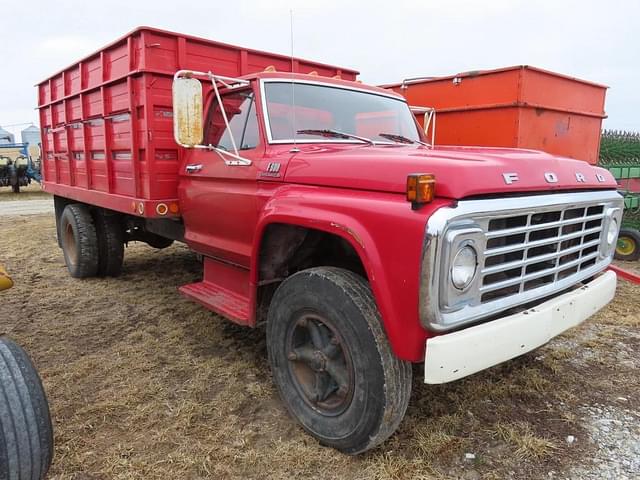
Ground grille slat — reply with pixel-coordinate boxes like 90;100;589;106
479;250;600;294
484;212;605;239
481;237;601;276
478;202;605;303
484;225;602;257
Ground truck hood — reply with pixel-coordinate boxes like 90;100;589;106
283;144;617;199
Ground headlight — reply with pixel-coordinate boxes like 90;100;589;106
451;245;478;290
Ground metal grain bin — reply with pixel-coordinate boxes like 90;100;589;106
0;126;14;144
21;125;41;146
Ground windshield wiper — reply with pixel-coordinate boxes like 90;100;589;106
297;129;375;145
378;132;430;147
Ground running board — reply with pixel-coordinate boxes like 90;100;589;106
179;257;252;326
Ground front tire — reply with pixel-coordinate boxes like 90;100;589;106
267;267;412;454
60;204;99;278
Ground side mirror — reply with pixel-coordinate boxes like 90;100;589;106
172;77;203;147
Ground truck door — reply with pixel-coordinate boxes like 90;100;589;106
178;88;263;267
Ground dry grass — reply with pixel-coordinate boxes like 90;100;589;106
0;182;50;201
1;214;639;479
492;422;558;460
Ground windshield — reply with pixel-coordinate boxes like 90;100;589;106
263;81;423;144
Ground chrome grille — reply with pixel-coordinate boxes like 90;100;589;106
421;190;624;332
479;204;604;303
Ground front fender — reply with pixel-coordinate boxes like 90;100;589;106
252;184;451;361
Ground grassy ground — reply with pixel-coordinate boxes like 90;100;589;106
1;214;638;480
0;182;50;201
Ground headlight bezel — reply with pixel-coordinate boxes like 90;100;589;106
440;226;485;311
600;207;622;258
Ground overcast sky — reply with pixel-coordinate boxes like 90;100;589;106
1;0;638;139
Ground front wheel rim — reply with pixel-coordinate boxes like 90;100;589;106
286;311;355;417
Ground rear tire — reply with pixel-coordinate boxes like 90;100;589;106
93;210;124;277
11;183;19;194
615;228;640;261
267;267;412;454
0;337;54;480
60;204;99;278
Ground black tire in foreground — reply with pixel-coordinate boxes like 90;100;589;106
0;337;54;480
267;267;412;454
615;228;640;261
59;204;99;278
93;210;125;277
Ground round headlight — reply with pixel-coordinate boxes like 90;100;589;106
606;218;618;247
451;245;478;290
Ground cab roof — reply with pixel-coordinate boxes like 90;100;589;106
243;72;405;100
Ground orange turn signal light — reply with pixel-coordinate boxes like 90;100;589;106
407;174;435;208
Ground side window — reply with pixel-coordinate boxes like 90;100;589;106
241;99;259;150
204;90;259;151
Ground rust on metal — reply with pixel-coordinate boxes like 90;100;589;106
331;222;364;250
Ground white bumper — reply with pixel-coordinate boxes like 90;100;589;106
424;270;617;384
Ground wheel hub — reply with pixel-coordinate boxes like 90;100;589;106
286;312;354;415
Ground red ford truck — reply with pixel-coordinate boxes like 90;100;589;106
38;27;623;454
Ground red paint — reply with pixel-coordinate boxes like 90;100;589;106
608;264;640;284
37;27;357;218
39;30;619;362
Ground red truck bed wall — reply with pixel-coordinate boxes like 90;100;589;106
37;27;358;217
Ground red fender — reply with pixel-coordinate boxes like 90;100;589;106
251;184;452;362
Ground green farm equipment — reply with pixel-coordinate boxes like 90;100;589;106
599;130;640;261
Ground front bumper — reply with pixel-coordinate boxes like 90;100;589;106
424;270;617;384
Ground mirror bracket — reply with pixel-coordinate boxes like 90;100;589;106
173;70;252;166
409;105;436;149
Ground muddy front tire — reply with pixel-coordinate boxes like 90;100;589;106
0;337;54;480
267;267;412;454
60;204;99;278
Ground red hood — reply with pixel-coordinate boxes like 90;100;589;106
283;144;617;199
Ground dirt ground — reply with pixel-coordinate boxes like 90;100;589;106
1;207;639;479
0;182;51;201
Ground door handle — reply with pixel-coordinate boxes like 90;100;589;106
185;164;202;173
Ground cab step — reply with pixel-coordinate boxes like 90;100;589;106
179;257;252;325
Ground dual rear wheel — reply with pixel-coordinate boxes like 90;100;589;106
59;204;123;278
59;203;176;278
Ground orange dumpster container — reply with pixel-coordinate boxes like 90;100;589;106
383;66;607;164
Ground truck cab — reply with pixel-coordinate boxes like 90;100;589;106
40;27;623;455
